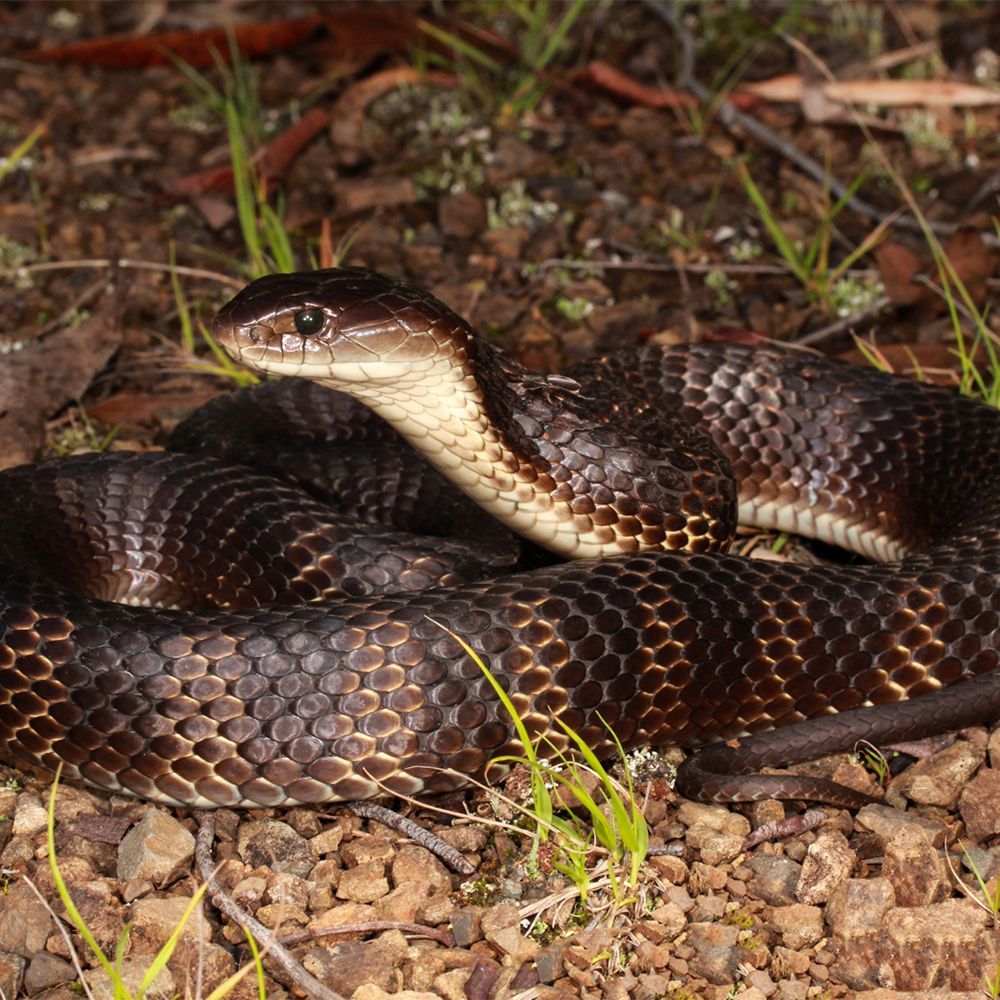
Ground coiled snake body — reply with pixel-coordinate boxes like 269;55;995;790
1;268;998;808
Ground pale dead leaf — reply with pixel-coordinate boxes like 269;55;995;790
740;74;1000;108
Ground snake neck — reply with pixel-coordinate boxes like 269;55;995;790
312;336;735;559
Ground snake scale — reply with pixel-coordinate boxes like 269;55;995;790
0;267;998;809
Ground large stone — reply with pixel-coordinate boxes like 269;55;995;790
855;803;949;848
882;825;949;906
129;896;212;955
746;855;801;906
24;952;75;994
117;810;195;883
0;952;26;1000
236;820;312;877
0;886;52;956
882;899;997;990
90;958;174;1000
889;740;985;809
959;767;1000;842
685;922;746;985
826;877;895;990
767;904;823;950
796;830;855;904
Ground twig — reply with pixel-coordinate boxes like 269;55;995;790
743;809;828;850
0;258;244;288
279;920;455;948
349;800;476;875
195;817;347;1000
537;256;797;277
650;1;998;245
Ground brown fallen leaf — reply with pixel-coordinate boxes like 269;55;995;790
875;242;925;307
167;105;332;199
21;14;325;68
87;390;218;429
0;289;123;469
575;60;697;108
876;230;997;312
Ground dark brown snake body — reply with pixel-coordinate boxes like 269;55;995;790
0;268;998;808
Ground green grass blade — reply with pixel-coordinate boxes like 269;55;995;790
0;123;45;185
735;160;809;287
136;884;211;996
47;769;121;991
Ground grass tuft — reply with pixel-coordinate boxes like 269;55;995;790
45;767;266;999
430;619;648;908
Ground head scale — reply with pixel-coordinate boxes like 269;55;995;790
213;267;474;381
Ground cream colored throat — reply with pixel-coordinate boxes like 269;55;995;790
307;359;628;559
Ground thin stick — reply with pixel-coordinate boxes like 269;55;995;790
349;800;476;875
195;817;347;1000
0;258;244;288
279;920;455;948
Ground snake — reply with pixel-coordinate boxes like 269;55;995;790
0;266;998;810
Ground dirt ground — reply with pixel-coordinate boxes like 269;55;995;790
1;3;1000;999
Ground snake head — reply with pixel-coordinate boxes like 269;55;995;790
213;267;474;384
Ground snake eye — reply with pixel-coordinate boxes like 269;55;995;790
293;309;325;336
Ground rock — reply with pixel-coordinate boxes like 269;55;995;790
117;810;195;883
129;897;212;954
0;886;53;955
647;854;688;884
303;935;406;996
433;967;471;1000
341;835;394;868
535;942;566;983
352;988;440;1000
336;860;389;903
882;898;997;989
855;802;949;848
988;727;1000;768
825;878;896;989
437;826;488;853
236;820;312;878
959;766;1000;842
690;861;728;893
649;900;687;940
256;903;309;929
450;906;482;947
771;946;810;978
438;191;488;239
698;833;745;866
676;801;751;837
90;958;174;1000
415;892;452;925
883;825;949;906
796;830;855;904
310;826;345;855
335;177;418;215
746;855;802;906
264;871;310;908
766;904;823;950
480;901;520;937
12;793;48;838
24;952;75;994
889;740;985;808
308;901;377;937
481;902;536;964
0;952;25;999
685;922;745;985
392;844;452;893
374;881;432;922
486;924;538;965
